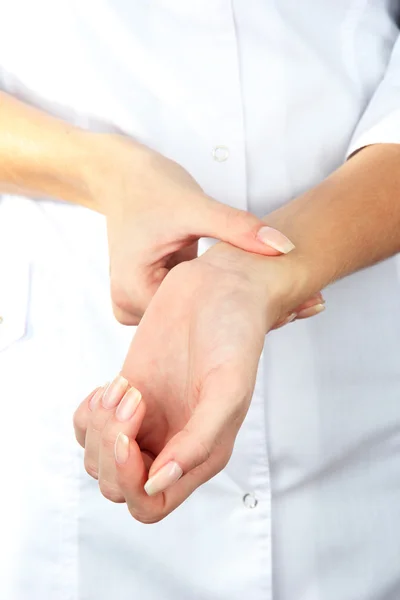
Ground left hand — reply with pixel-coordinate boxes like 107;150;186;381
74;244;322;522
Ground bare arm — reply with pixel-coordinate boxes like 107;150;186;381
0;91;97;207
271;144;400;309
208;143;400;320
0;91;297;323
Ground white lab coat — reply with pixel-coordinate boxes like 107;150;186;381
0;1;400;599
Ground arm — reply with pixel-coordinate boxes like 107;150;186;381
72;33;400;521
240;29;400;318
0;91;296;323
73;143;400;523
255;143;400;318
0;91;96;207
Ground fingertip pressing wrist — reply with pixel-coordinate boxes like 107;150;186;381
202;240;312;325
256;225;295;254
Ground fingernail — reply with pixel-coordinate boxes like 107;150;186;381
115;432;130;464
281;312;297;326
256;226;295;254
102;375;129;409
144;461;183;496
115;387;142;422
297;303;326;319
89;386;106;411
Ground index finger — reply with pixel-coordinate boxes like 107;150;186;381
117;381;239;523
73;387;102;448
115;435;170;523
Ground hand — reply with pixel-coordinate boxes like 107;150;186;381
272;292;325;328
0;93;294;325
84;133;295;324
73;243;325;522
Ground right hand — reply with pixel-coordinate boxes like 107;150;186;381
84;134;295;324
74;241;326;522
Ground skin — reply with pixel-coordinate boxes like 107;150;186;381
75;252;273;520
74;143;400;523
0;91;327;518
0;92;318;324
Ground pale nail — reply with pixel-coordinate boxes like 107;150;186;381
297;303;326;319
115;387;142;422
89;386;106;411
281;312;297;326
256;226;295;254
114;432;130;464
102;375;129;409
144;461;183;496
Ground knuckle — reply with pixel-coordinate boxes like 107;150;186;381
90;411;107;434
84;459;99;480
217;448;232;471
73;421;86;448
111;281;143;325
72;409;81;429
127;506;165;524
110;279;131;312
99;479;125;503
74;431;86;449
113;305;141;326
181;429;211;468
73;408;86;432
100;429;117;452
194;437;212;465
224;207;249;234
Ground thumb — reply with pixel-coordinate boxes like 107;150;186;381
143;392;242;498
194;197;295;256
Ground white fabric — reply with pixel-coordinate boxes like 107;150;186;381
348;24;400;154
1;1;400;599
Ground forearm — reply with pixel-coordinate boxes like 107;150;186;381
206;144;400;324
0;92;100;208
264;144;400;309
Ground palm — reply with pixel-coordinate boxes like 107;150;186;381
75;246;323;520
121;256;267;472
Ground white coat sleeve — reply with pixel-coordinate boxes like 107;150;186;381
347;33;400;156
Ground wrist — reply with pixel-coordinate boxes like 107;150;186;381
201;242;310;329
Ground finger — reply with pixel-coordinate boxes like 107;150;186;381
143;406;226;498
272;312;297;330
84;375;129;480
137;374;245;520
192;196;295;256
111;300;141;326
98;386;145;504
73;387;102;448
110;268;144;325
296;303;326;319
115;429;168;524
272;292;326;330
295;292;325;313
110;263;161;324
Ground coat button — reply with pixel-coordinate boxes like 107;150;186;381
243;492;258;509
212;145;230;162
